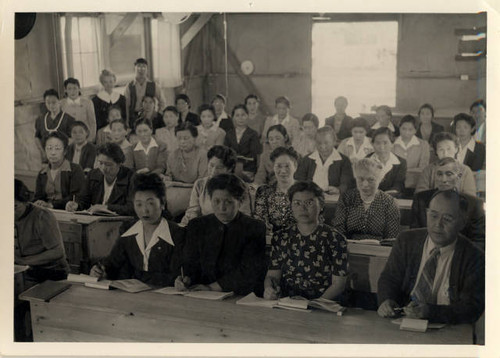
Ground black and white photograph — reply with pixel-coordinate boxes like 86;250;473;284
3;0;499;357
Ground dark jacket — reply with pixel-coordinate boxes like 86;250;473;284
219;117;234;133
178;112;201;127
410;189;485;245
416;121;444;143
463;141;486;172
224;127;262;173
34;161;85;209
65;142;97;171
127;80;157;128
294;152;355;194
367;152;407;197
92;94;127;130
377;228;484;324
183;213;267;295
325;114;353;143
103;220;185;287
77;166;135;216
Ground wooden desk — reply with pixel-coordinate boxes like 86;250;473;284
20;284;473;344
50;210;134;274
348;243;391;293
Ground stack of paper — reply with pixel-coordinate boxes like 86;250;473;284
154;286;234;300
109;279;152;293
67;273;99;284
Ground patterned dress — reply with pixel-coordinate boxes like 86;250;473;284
270;223;348;299
254;183;294;232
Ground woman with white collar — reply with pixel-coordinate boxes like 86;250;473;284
295;126;355;195
92;69;127;131
130;118;168;175
211;94;233;133
337;117;374;162
451;113;485;172
392;115;430;193
262;96;301;146
89;173;184;287
195;104;226;152
369;105;399;138
60;77;97;142
366;127;407;198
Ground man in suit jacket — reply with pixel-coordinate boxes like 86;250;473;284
411;157;485;246
377;190;484;324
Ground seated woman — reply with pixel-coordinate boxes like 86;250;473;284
245;94;267;138
295;126;355;195
292;113;318;157
337;117;374;162
89;173;185;287
109;118;133;168
130;118;168;175
96;106;122;146
255;147;298;236
451;113;486;172
195;104;226;152
224;104;262;182
415;132;476;196
139;95;163;132
369;105;399;137
154;106;179;157
332;158;401;241
15;179;70;282
212;94;233;133
392;115;430;194
410;157;485;245
34;132;85;209
262;96;301;146
180;145;252;226
366;127;407;198
254;124;291;185
264;181;348;300
165;122;208;185
416;103;444;145
66;121;97;173
176;94;200;126
324;96;353;146
175;174;266;295
65;143;135;216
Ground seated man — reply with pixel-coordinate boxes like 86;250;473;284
411;157;485;246
377;190;484;324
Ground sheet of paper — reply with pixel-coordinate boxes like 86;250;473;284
236;292;278;308
185;290;234;300
153;286;186;295
67;273;99;283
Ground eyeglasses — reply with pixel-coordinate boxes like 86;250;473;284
291;198;316;208
426;209;456;226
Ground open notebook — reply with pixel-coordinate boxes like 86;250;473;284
154;286;234;300
68;274;151;293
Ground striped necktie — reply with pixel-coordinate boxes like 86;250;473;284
413;247;441;304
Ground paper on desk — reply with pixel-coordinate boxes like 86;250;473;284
391;318;446;329
154;286;186;295
110;279;152;293
84;280;112;290
154;286;234;300
67;273;99;284
236;292;278;308
14;264;30;274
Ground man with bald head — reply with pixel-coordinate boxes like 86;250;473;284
377;190;484;324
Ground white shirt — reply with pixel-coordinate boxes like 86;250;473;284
66;97;82;106
309;150;342;190
72;141;87;164
456;138;476;164
371;121;396;132
134;138;159;156
394;135;420;151
121;218;175;271
97;90;121;104
342;137;374;161
371;152;400;179
411;236;456;305
102;178;116;205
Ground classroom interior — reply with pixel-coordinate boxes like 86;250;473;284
13;12;487;346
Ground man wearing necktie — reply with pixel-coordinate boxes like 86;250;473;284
376;189;484;324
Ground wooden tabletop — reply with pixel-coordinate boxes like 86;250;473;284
49;209;134;225
21;284;473;344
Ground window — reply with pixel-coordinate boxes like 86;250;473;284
311;21;398;123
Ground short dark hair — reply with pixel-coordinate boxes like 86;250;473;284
212;93;226;104
470;99;485;111
316;125;337;143
371;127;395;144
175;122;198;137
418;103;435;118
109;118;128;130
163;105;179;116
430;189;468;220
207;145;237;172
207;173;246;201
63;77;81;89
107;105;122;118
134;58;148;66
42;131;69;149
132;173;166;204
244;94;259;105
451;113;476;135
301;113;319;128
267;124;290;145
231;104;248;118
97;143;125;164
198;104;216;119
134;117;153;131
175;94;191;106
270;146;299;164
71;120;89;135
275;96;291;108
376;105;392;118
431;132;459;152
351;117;370;132
43;89;59;100
141;95;156;104
15;179;30;202
399;115;417;129
287;181;325;208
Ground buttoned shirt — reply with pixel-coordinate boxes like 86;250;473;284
102;177;117;205
134;138;159;156
371;121;396;133
457;138;476;165
338;136;374;162
371;152;401;179
71;141;87;165
309;150;342;190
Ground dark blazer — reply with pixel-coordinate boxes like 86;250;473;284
103;220;185;287
463;141;486;172
183;213;267;295
325;114;353;142
178;112;201;127
77;166;135;216
219;117;234;133
92;94;127;130
410;189;485;245
416;121;444;143
224;127;262;173
294;152;355;194
65;142;97;171
34;161;85;209
377;228;484;324
367;153;407;197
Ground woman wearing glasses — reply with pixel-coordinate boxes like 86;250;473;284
263;181;348;300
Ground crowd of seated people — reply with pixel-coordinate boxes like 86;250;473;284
17;56;486;333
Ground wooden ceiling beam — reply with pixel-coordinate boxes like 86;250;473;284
181;13;213;50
